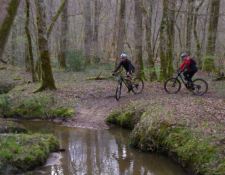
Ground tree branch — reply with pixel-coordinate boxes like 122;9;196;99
47;0;68;38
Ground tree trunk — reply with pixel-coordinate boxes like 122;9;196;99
142;3;157;81
93;0;100;62
59;0;68;69
84;0;92;66
0;0;21;61
25;42;30;72
10;25;16;66
25;0;37;82
115;0;126;68
158;0;168;81
34;0;56;92
186;0;194;55
111;0;118;59
193;0;204;68
134;0;144;79
202;0;220;72
166;0;176;77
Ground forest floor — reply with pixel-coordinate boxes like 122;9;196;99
1;64;225;174
1;64;225;130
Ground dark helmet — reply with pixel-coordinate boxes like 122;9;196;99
181;53;187;58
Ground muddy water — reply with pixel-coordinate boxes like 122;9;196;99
15;121;189;175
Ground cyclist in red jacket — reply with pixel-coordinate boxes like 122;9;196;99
178;53;198;85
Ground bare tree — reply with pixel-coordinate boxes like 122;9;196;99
25;0;37;82
84;0;92;65
0;0;21;62
34;0;56;92
202;0;220;72
141;0;157;81
193;0;204;67
111;0;119;59
93;0;101;62
158;0;168;81
134;0;144;78
115;0;126;68
186;0;194;55
59;0;68;69
167;0;176;77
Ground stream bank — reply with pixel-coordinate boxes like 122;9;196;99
105;99;225;175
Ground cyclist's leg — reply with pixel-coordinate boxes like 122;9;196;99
130;69;135;83
189;67;198;82
183;71;190;83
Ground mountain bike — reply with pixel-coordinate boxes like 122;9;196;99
164;72;208;96
112;74;144;100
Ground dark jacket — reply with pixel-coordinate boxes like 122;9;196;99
114;59;135;74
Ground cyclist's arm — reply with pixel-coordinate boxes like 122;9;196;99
128;60;134;75
179;62;185;70
180;63;188;72
113;61;122;73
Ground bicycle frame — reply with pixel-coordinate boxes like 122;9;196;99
175;74;185;84
116;75;131;89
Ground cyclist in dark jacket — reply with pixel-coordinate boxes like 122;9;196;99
178;53;198;84
112;54;135;92
113;53;135;76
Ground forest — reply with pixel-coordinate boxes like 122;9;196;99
1;0;225;174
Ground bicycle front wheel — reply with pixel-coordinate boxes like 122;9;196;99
132;77;144;94
191;79;208;96
115;83;122;100
164;78;181;94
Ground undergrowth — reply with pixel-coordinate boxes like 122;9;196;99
0;94;74;120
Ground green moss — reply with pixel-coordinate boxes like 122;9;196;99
0;134;59;174
0;66;7;70
117;111;135;129
104;109;121;125
2;95;74;120
0;121;28;133
57;107;74;117
105;104;144;129
13;77;22;80
50;107;74;118
201;55;217;72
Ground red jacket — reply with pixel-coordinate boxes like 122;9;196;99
179;58;195;71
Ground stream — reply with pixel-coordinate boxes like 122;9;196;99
14;121;189;175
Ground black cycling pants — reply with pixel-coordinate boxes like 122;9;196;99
183;67;198;82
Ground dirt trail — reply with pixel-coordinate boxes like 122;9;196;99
59;76;220;130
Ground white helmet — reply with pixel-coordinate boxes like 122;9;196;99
120;54;127;59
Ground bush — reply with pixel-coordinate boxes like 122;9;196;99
66;49;86;71
0;81;14;94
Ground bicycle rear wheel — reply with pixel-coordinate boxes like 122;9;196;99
164;78;181;93
132;77;144;94
115;83;122;100
191;79;208;96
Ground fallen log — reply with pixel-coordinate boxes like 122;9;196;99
87;72;109;80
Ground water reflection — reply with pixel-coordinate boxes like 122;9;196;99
14;121;188;175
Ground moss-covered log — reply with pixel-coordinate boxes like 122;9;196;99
0;0;21;60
